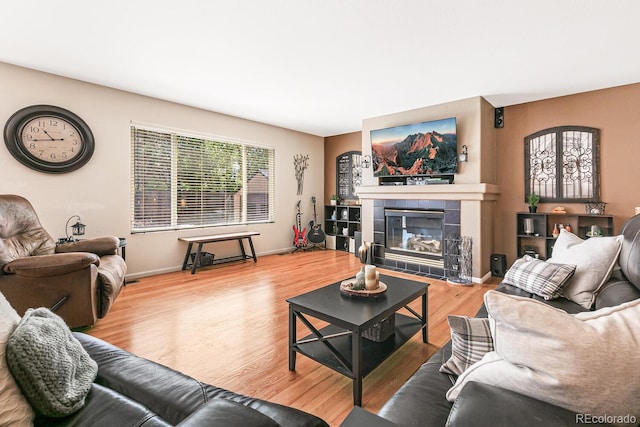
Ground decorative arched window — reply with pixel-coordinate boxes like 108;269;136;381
336;151;362;201
524;126;600;203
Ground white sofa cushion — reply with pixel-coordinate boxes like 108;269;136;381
0;292;34;426
548;230;623;308
446;291;640;426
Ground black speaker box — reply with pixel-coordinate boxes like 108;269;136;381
494;107;504;128
490;253;507;277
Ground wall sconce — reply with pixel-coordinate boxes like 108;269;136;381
362;154;371;169
64;215;86;242
459;145;468;162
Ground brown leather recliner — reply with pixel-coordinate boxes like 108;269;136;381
0;194;126;328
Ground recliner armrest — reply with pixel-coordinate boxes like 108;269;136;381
56;236;120;256
4;252;99;277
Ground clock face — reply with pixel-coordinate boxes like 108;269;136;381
4;105;94;173
20;115;84;164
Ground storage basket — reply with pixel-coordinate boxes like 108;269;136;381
585;201;606;215
190;252;215;266
363;316;395;342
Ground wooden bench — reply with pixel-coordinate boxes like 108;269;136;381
178;231;260;274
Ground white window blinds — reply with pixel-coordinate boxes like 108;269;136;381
131;125;275;232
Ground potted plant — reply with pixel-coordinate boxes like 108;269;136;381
527;192;541;213
330;194;341;206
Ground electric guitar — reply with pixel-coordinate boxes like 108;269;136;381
293;200;307;248
307;196;326;244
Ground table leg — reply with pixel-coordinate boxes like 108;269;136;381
288;306;297;371
191;243;204;275
238;239;247;260
352;329;362;406
422;292;428;343
247;237;257;262
181;243;194;271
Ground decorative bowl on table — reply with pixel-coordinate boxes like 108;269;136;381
340;279;387;297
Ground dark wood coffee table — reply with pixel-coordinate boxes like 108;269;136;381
287;274;428;406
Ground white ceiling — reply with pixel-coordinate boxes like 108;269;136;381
1;1;639;137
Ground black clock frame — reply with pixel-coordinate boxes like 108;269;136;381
3;105;94;173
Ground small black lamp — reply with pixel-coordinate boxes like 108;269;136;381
65;215;86;242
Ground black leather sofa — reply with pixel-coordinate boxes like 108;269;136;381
35;333;328;427
376;214;640;427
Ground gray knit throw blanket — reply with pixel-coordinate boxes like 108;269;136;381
6;307;97;417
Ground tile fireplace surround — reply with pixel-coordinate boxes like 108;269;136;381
357;183;500;282
373;199;460;279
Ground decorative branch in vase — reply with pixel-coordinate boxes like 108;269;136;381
293;154;309;196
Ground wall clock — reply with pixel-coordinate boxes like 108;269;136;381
3;105;94;173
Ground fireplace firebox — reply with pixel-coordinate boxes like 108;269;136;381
373;200;460;279
385;209;444;263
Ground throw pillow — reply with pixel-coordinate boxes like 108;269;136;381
548;230;623;308
446;291;640;426
0;293;34;426
439;315;494;376
502;255;576;300
6;307;97;418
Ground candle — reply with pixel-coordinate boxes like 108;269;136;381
365;265;379;290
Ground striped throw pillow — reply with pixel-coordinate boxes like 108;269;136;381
440;315;494;376
503;255;576;300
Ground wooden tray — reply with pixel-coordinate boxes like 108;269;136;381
340;279;387;297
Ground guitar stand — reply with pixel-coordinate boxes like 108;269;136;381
307;242;326;251
291;245;311;253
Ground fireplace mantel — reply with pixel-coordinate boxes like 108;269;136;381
356;183;500;201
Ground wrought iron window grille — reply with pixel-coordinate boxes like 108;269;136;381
524;126;600;203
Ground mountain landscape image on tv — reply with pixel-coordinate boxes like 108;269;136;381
370;117;457;177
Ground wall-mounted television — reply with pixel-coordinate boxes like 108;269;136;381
370;117;457;177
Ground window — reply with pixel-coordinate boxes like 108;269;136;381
524;126;600;203
336;151;362;201
131;125;275;232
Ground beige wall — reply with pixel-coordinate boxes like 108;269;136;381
495;83;640;265
357;97;498;280
0;62;324;278
5;60;636;279
360;97;495;187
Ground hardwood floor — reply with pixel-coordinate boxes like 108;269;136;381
87;250;497;426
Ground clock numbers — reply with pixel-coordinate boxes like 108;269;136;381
19;115;84;163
